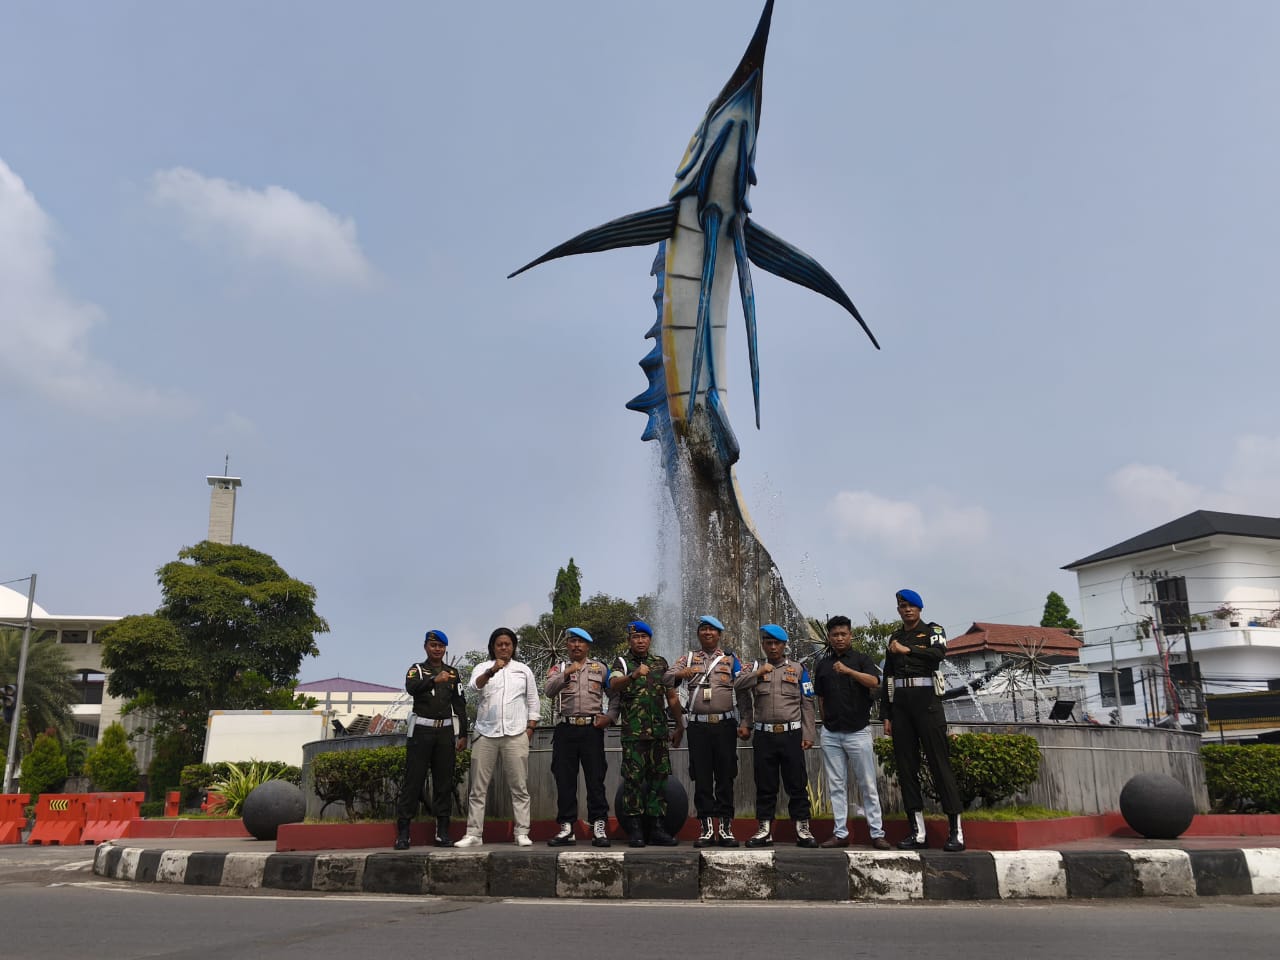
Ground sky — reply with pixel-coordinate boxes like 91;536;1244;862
4;1;1280;684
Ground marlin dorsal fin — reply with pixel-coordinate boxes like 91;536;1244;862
508;203;679;278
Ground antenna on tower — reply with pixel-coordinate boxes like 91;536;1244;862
224;454;230;477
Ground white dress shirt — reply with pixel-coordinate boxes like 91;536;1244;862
468;659;541;737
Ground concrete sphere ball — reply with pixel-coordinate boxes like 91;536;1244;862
613;778;689;839
1119;772;1195;839
241;780;306;841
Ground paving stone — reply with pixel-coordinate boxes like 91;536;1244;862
920;851;999;901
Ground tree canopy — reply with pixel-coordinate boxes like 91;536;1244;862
100;541;328;763
1040;591;1081;632
0;628;77;752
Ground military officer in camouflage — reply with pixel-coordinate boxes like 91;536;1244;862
609;620;684;847
545;626;612;847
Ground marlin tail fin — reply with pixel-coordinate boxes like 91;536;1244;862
508;203;679;278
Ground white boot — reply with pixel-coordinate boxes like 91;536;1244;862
746;819;773;848
795;819;817;848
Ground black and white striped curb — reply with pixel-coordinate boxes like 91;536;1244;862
93;843;1280;900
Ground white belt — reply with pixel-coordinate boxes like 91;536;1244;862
754;721;802;732
414;717;453;729
689;711;737;723
893;677;933;689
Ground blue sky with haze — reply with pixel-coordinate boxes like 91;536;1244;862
4;1;1279;682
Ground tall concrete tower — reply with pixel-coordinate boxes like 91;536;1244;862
206;474;242;544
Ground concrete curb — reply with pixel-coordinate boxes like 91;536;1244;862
93;842;1280;901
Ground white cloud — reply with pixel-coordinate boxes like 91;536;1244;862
149;167;373;286
1110;437;1280;521
0;157;177;417
828;489;990;552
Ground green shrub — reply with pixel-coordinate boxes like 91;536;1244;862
179;763;216;806
83;723;141;791
147;733;195;802
874;732;1041;808
20;732;68;799
139;801;165;818
312;746;406;821
1202;744;1280;813
208;760;298;816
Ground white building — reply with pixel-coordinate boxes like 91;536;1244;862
1064;510;1280;739
0;582;122;742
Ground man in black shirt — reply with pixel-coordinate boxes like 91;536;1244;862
880;589;965;852
394;629;468;850
813;615;890;849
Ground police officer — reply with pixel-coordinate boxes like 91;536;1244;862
880;589;965;852
664;614;749;847
609;620;684;847
544;627;612;847
394;629;468;850
735;625;818;848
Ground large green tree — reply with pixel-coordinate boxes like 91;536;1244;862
1040;591;1081;632
99;541;328;766
550;558;582;624
0;628;77;753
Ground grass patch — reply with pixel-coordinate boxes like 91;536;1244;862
880;805;1077;822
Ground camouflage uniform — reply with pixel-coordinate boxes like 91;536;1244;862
613;652;673;818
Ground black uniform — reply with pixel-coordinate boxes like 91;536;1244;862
397;660;468;822
879;621;963;815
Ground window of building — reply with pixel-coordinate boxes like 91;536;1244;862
1099;667;1136;707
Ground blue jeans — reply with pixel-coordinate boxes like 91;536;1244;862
820;727;884;839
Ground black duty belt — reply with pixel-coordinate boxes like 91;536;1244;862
561;715;596;726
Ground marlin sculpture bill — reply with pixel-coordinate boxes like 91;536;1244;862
510;0;878;653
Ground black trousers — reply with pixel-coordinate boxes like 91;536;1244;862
397;725;456;821
752;729;811;821
890;688;963;815
551;723;609;823
686;720;738;819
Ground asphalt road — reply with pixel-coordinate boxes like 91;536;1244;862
3;845;1280;960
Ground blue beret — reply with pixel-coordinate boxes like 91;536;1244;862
895;589;924;610
627;620;653;637
424;629;449;647
564;627;594;644
759;624;788;644
698;615;725;631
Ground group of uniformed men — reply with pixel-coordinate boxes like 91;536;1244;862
395;589;965;853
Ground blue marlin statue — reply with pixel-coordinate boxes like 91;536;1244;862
510;0;878;652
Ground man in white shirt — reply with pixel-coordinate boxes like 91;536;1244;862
456;627;542;847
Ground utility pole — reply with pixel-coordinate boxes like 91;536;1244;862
3;574;36;794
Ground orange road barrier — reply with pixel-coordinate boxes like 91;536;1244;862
27;793;89;845
81;792;146;844
0;794;31;845
164;790;181;818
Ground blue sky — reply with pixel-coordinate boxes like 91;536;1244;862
4;1;1279;682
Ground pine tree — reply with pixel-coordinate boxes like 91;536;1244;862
1041;591;1081;632
83;722;140;791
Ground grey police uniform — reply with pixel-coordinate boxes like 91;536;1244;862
544;659;611;827
735;658;816;822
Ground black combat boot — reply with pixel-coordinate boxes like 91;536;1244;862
794;819;818;849
716;819;739;848
548;822;576;847
693;817;716;848
646;816;678;847
897;810;928;850
625;816;647;848
393;819;411;851
434;817;454;847
943;813;965;852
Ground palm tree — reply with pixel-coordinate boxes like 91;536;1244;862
0;629;77;752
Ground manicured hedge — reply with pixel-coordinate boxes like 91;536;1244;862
310;745;471;821
1201;744;1280;813
874;732;1041;808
